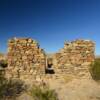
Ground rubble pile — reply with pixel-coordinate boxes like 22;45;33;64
53;39;95;77
7;38;46;80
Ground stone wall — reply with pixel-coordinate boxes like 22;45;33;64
53;39;95;77
7;38;46;80
6;38;95;81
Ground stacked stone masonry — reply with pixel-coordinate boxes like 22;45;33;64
53;39;95;77
7;38;46;80
7;38;95;80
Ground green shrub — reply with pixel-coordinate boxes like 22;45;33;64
29;84;58;100
0;60;8;68
0;79;26;100
0;70;26;100
90;58;100;80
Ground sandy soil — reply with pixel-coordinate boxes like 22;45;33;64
17;75;100;100
48;76;100;100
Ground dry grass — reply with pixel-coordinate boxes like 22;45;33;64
63;75;74;83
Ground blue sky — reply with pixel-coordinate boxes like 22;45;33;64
0;0;100;55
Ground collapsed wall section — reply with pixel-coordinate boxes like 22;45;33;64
53;39;95;77
7;38;46;80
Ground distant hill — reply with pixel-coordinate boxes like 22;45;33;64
46;53;54;58
95;55;100;58
0;53;7;60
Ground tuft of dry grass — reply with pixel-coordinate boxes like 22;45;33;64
63;75;74;83
29;83;58;100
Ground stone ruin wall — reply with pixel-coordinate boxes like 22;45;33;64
53;39;95;77
6;38;46;80
6;38;95;81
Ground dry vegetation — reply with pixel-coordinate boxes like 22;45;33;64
0;73;26;100
29;84;58;100
90;58;100;80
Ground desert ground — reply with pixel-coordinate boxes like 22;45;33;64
17;74;100;100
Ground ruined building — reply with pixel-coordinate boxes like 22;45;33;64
6;38;95;81
6;38;46;80
53;39;95;77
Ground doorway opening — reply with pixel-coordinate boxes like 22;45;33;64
45;58;55;74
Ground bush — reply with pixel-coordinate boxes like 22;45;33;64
29;84;58;100
0;70;26;100
0;60;8;68
0;79;26;100
90;58;100;80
